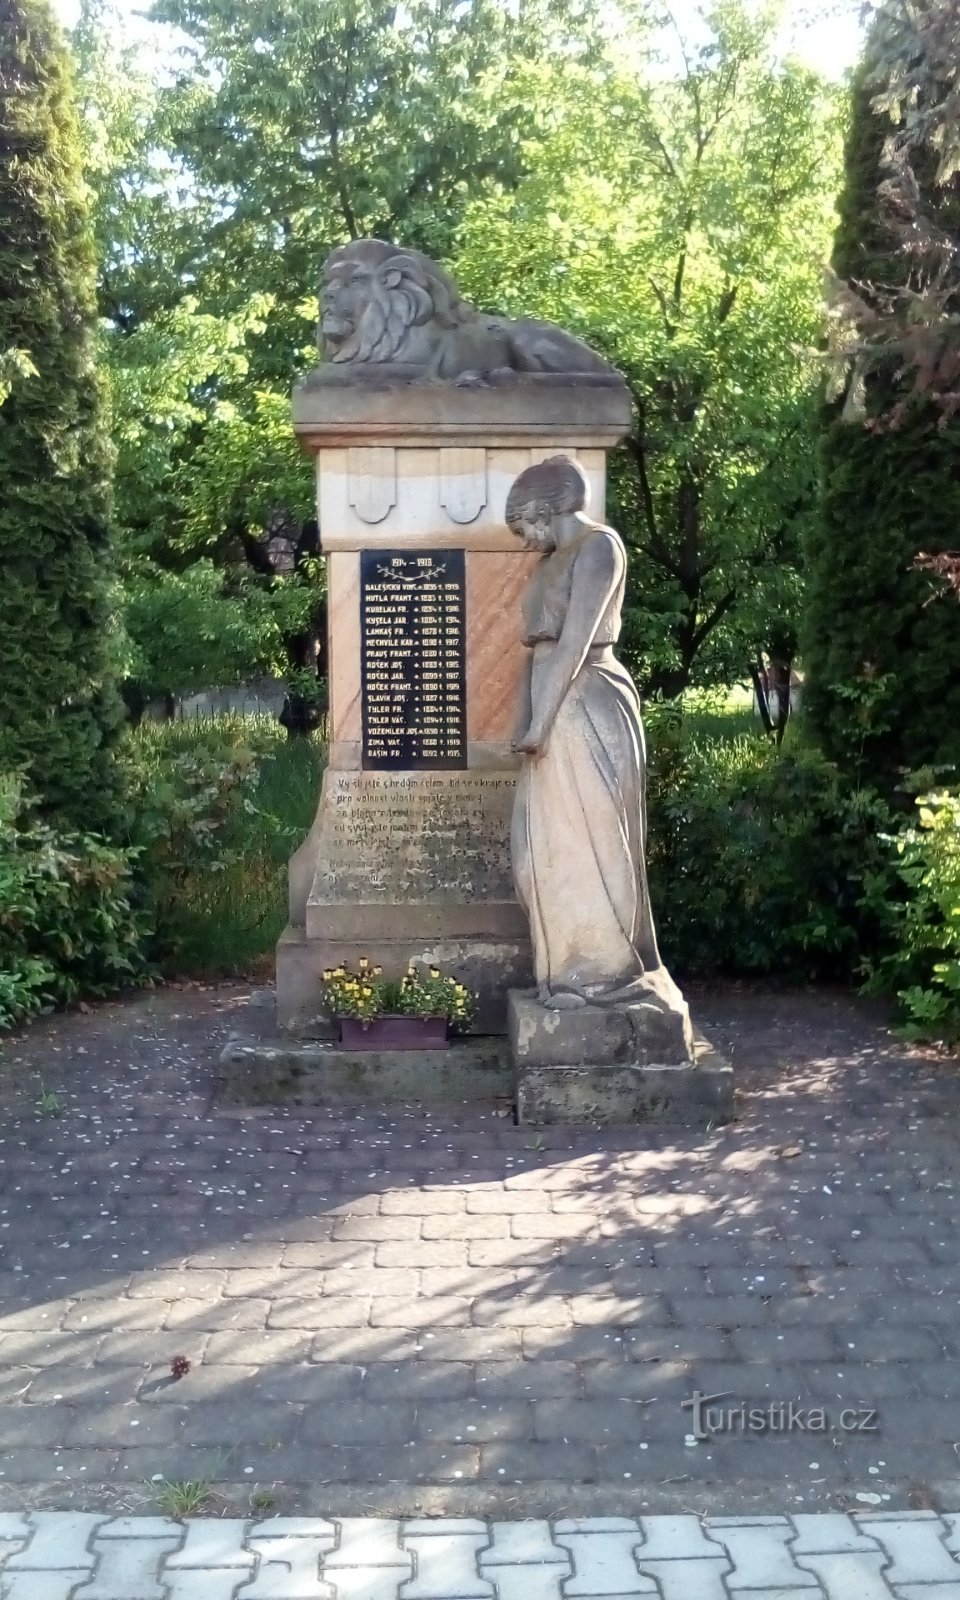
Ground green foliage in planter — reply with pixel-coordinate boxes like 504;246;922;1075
862;789;960;1042
0;0;126;834
645;716;893;979
321;960;474;1033
803;63;960;786
0;774;144;1031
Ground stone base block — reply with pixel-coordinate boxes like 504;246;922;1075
216;1033;511;1106
276;924;531;1036
508;988;733;1125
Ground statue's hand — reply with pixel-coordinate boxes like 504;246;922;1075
512;727;546;757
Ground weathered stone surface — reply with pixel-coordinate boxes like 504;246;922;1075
278;769;533;1033
508;990;732;1126
312;238;627;385
283;313;632;1039
216;1034;511;1106
506;457;684;1014
509;985;693;1069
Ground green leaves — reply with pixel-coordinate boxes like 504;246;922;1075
455;0;842;696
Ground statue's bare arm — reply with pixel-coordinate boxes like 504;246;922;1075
512;651;533;746
515;531;623;756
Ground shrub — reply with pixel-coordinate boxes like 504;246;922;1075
862;789;960;1042
0;774;144;1031
0;0;126;834
802;61;960;787
129;716;324;974
646;715;893;979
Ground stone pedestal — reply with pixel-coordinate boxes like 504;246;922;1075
277;375;632;1033
508;989;734;1125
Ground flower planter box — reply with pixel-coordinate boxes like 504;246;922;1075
336;1015;449;1051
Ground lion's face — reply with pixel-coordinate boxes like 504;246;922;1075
319;258;375;354
318;241;467;366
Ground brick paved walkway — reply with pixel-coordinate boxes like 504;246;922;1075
5;1510;960;1596
0;983;959;1518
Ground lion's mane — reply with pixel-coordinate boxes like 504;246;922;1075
324;242;475;365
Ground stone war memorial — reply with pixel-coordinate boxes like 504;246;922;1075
234;238;732;1123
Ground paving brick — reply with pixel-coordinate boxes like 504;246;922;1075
73;1534;181;1599
4;1512;104;1569
465;1242;556;1269
251;1364;364;1402
300;1403;415;1444
2;1574;92;1600
478;1441;595;1480
895;1586;960;1600
251;1519;338;1538
238;1532;335;1598
422;1216;510;1241
551;1523;653;1596
635;1558;731;1599
322;1269;420;1297
322;1518;409;1568
463;1190;551;1214
399;1529;492;1598
165;1575;250;1600
363;1362;475;1400
375;1243;468;1268
857;1515;960;1582
0;1512;29;1544
789;1513;885;1554
203;1331;312;1364
332;1217;421;1242
327;1571;411;1600
417;1400;531;1442
729;1327;842;1362
0;1333;102;1366
127;1272;226;1300
164;1299;271;1331
381;1190;465;1215
476;1361;581;1398
61;1300;167;1332
565;1295;668;1327
509;1217;596;1240
636;1515;726;1560
97;1517;183;1538
269;1299;372;1329
523;1327;629;1360
480;1522;568;1565
281;1245;377;1269
420;1268;519;1298
385;1329;522;1362
711;1523;819;1588
627;1329;734;1361
164;1518;253;1566
795;1551;899;1600
95;1333;210;1365
370;1297;472;1328
472;1298;571;1328
534;1399;657;1443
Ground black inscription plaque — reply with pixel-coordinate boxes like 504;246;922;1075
360;548;467;769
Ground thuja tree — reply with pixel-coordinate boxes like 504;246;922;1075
803;23;960;788
0;0;125;832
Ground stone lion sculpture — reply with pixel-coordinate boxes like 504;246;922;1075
316;238;620;383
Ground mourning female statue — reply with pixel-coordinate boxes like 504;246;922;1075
507;455;687;1022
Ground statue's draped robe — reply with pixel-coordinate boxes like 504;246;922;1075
511;536;660;1001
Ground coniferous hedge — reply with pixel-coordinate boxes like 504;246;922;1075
0;0;125;834
803;62;960;789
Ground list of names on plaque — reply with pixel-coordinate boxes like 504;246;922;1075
360;548;467;769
